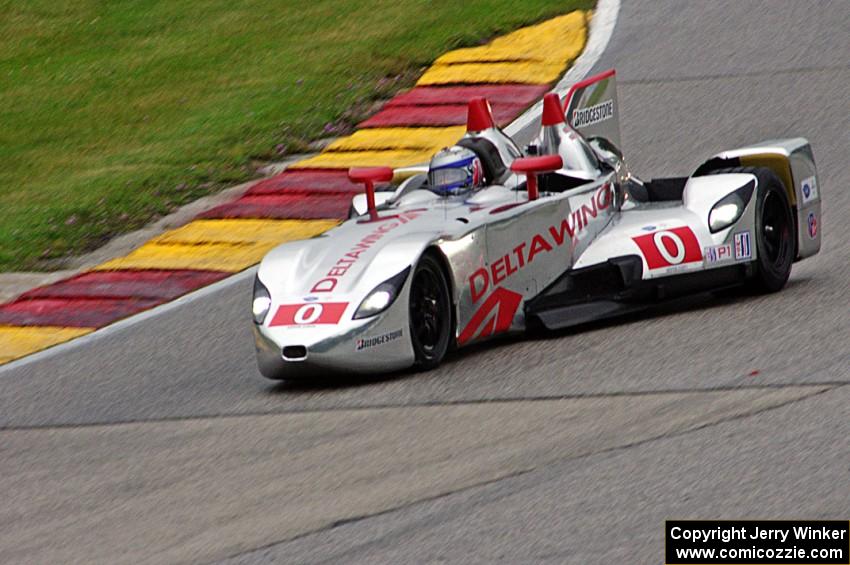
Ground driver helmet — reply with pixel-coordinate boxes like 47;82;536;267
427;146;484;196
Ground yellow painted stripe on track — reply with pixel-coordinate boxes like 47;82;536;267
418;62;570;86
0;326;92;365
434;46;541;64
419;11;586;85
291;149;438;169
94;219;338;272
325;126;466;152
484;11;586;61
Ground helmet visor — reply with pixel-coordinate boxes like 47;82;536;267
428;167;471;192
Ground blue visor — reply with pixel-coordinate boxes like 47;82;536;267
428;155;476;194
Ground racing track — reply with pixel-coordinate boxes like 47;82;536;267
1;1;848;563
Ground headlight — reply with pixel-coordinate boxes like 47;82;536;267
354;267;411;319
252;276;272;324
708;179;755;233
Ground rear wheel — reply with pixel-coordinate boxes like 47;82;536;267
709;167;794;292
408;253;451;370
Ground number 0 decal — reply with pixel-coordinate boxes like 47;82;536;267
269;302;348;326
632;227;702;269
294;304;323;325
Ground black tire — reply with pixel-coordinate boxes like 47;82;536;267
408;252;452;370
708;166;794;292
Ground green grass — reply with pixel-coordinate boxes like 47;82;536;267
0;0;592;271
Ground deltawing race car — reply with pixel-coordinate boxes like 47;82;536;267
252;69;822;380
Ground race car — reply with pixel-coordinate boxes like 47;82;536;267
252;69;821;380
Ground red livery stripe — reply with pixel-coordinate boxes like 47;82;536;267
269;302;349;326
632;226;703;270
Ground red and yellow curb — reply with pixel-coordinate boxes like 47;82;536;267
92;219;338;273
0;10;588;365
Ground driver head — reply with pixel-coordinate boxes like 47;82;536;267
427;146;484;197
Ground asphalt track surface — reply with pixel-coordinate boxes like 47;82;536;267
2;1;848;563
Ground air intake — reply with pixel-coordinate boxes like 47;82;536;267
282;345;308;361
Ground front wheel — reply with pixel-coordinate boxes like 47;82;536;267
408;253;451;370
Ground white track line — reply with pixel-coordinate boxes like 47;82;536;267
1;0;621;374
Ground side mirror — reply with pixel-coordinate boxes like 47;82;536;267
510;155;563;200
587;136;624;171
348;167;394;219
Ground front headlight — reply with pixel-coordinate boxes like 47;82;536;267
354;267;411;320
252;276;272;324
708;179;755;233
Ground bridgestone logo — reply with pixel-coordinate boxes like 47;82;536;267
356;329;403;351
572;99;614;128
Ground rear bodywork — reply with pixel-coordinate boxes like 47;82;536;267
253;70;821;379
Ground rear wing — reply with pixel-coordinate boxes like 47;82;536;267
564;69;621;152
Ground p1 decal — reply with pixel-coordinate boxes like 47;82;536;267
807;212;818;238
734;231;752;260
269;302;348;327
704;243;733;264
632;227;702;269
458;287;522;346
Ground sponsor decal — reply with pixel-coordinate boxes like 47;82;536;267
269;302;348;327
800;175;818;204
356;328;403;351
571;99;614;128
641;225;657;232
311;211;422;293
632;227;702;270
468;183;613;302
460;183;612;345
458;287;523;346
734;231;752;260
807;212;818;238
704;243;733;265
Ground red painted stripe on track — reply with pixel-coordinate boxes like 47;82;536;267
0;297;163;328
359;84;548;128
247;169;364;195
19;270;228;301
360;103;527;128
384;84;548;106
201;193;351;220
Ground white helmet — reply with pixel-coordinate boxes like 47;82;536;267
427;146;484;196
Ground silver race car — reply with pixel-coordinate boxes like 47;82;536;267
252;69;821;380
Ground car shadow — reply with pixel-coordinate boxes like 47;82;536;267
535;276;812;341
265;277;812;394
265;365;422;394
